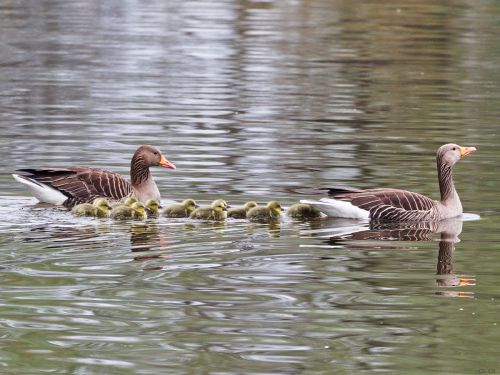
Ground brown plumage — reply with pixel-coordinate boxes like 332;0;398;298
302;144;476;222
12;145;176;208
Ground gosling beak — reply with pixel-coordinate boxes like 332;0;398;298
226;204;232;209
195;204;200;208
281;208;285;212
107;204;112;210
223;207;227;211
159;155;176;170
158;204;163;209
460;146;477;158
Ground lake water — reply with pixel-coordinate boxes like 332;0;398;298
1;0;499;374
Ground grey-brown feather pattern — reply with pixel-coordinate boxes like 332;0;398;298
16;167;133;207
327;187;437;221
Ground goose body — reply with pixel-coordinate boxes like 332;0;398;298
247;201;283;223
190;199;228;221
227;201;258;219
286;203;322;220
12;145;175;208
302;144;476;222
72;198;112;218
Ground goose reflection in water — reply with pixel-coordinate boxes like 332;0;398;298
305;218;475;298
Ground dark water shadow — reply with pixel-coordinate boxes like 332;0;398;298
305;218;475;298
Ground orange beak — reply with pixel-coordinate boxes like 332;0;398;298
159;155;176;170
458;278;476;286
460;146;477;158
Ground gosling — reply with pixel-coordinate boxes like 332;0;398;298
145;199;161;217
110;196;139;209
72;198;112;218
246;201;283;223
110;201;147;220
227;201;258;219
286;203;322;220
189;199;228;221
163;199;199;218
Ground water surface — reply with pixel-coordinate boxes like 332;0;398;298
1;0;499;374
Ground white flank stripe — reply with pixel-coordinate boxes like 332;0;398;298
300;198;369;219
12;174;67;205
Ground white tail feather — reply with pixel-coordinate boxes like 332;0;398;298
12;174;67;205
300;198;369;219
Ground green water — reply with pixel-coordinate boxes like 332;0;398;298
0;0;499;374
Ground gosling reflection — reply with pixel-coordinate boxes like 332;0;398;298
245;222;281;238
129;222;172;253
324;219;475;297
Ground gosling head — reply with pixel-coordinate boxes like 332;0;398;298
145;199;161;214
212;199;228;213
211;199;228;211
266;201;283;215
124;197;138;206
93;198;112;213
131;201;146;216
182;199;199;212
243;201;258;211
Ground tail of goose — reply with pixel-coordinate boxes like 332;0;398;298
12;173;68;205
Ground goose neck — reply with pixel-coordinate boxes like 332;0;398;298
437;158;455;203
131;155;151;186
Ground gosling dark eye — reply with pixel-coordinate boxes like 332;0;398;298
452;147;456;151
154;152;158;155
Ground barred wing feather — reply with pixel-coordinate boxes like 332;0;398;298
16;167;133;207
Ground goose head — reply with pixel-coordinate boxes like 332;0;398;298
437;143;476;167
133;145;176;170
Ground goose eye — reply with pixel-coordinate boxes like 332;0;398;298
154;151;158;155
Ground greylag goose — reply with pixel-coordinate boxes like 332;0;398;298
162;199;199;218
111;201;147;220
72;198;112;218
190;199;228;221
301;144;476;221
227;201;258;219
247;201;283;223
12;145;176;208
286;203;322;220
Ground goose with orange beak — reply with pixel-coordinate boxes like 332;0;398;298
13;145;176;208
302;144;476;221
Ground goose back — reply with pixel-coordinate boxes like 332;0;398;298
16;167;133;208
326;187;438;221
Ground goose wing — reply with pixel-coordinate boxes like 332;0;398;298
16;167;133;207
327;187;437;221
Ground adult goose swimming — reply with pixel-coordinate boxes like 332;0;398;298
12;145;176;208
301;144;476;222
